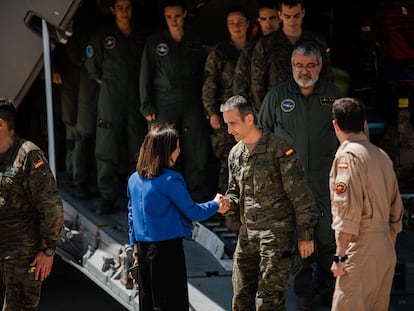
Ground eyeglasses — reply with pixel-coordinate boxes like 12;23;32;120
292;63;320;72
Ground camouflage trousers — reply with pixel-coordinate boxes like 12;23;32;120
210;128;235;193
232;225;293;311
0;257;41;311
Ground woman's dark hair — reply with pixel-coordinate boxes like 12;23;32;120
225;5;249;21
136;124;179;178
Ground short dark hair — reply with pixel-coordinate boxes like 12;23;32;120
161;0;187;12
279;0;304;10
332;97;366;133
136;124;179;179
258;0;278;11
226;5;249;21
0;98;17;130
220;95;256;122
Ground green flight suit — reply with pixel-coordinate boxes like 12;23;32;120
86;22;147;201
140;27;209;201
258;78;342;301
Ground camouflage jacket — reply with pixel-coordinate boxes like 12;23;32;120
0;138;64;258
232;41;256;108
251;28;333;110
226;131;316;240
202;41;242;116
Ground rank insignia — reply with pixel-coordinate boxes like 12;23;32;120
335;182;347;194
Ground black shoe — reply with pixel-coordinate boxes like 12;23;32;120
297;294;315;311
72;183;91;199
95;199;115;215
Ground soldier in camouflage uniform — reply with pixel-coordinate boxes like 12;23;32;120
221;96;317;311
258;43;341;310
0;99;64;310
250;0;333;110
202;5;249;194
233;0;280;109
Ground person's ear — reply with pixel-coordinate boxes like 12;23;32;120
332;119;339;132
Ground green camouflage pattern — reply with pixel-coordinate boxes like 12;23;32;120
232;41;256;109
0;138;64;258
202;41;242;193
0;258;41;310
226;131;316;238
202;41;242;116
251;29;333;109
232;226;292;311
226;131;316;310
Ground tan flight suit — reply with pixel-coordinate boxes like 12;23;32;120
329;133;404;311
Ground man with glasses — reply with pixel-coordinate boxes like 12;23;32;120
251;0;332;110
258;43;342;310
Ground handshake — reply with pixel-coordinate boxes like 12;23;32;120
214;194;230;214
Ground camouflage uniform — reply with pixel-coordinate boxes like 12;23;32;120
0;138;64;310
232;41;256;109
258;79;342;302
226;131;316;311
202;41;241;193
250;28;333;109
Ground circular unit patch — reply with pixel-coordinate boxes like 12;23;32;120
104;36;116;49
280;99;296;112
156;43;169;56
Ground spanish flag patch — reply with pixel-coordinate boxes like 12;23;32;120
34;160;44;169
285;148;294;156
338;162;348;169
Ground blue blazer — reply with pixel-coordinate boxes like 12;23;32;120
128;168;218;243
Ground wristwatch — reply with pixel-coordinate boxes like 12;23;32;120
42;247;56;256
333;254;348;263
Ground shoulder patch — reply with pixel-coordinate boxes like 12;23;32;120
335;182;347;194
34;160;44;169
280;98;296;112
156;43;169;56
320;97;336;106
86;45;94;58
104;36;116;49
